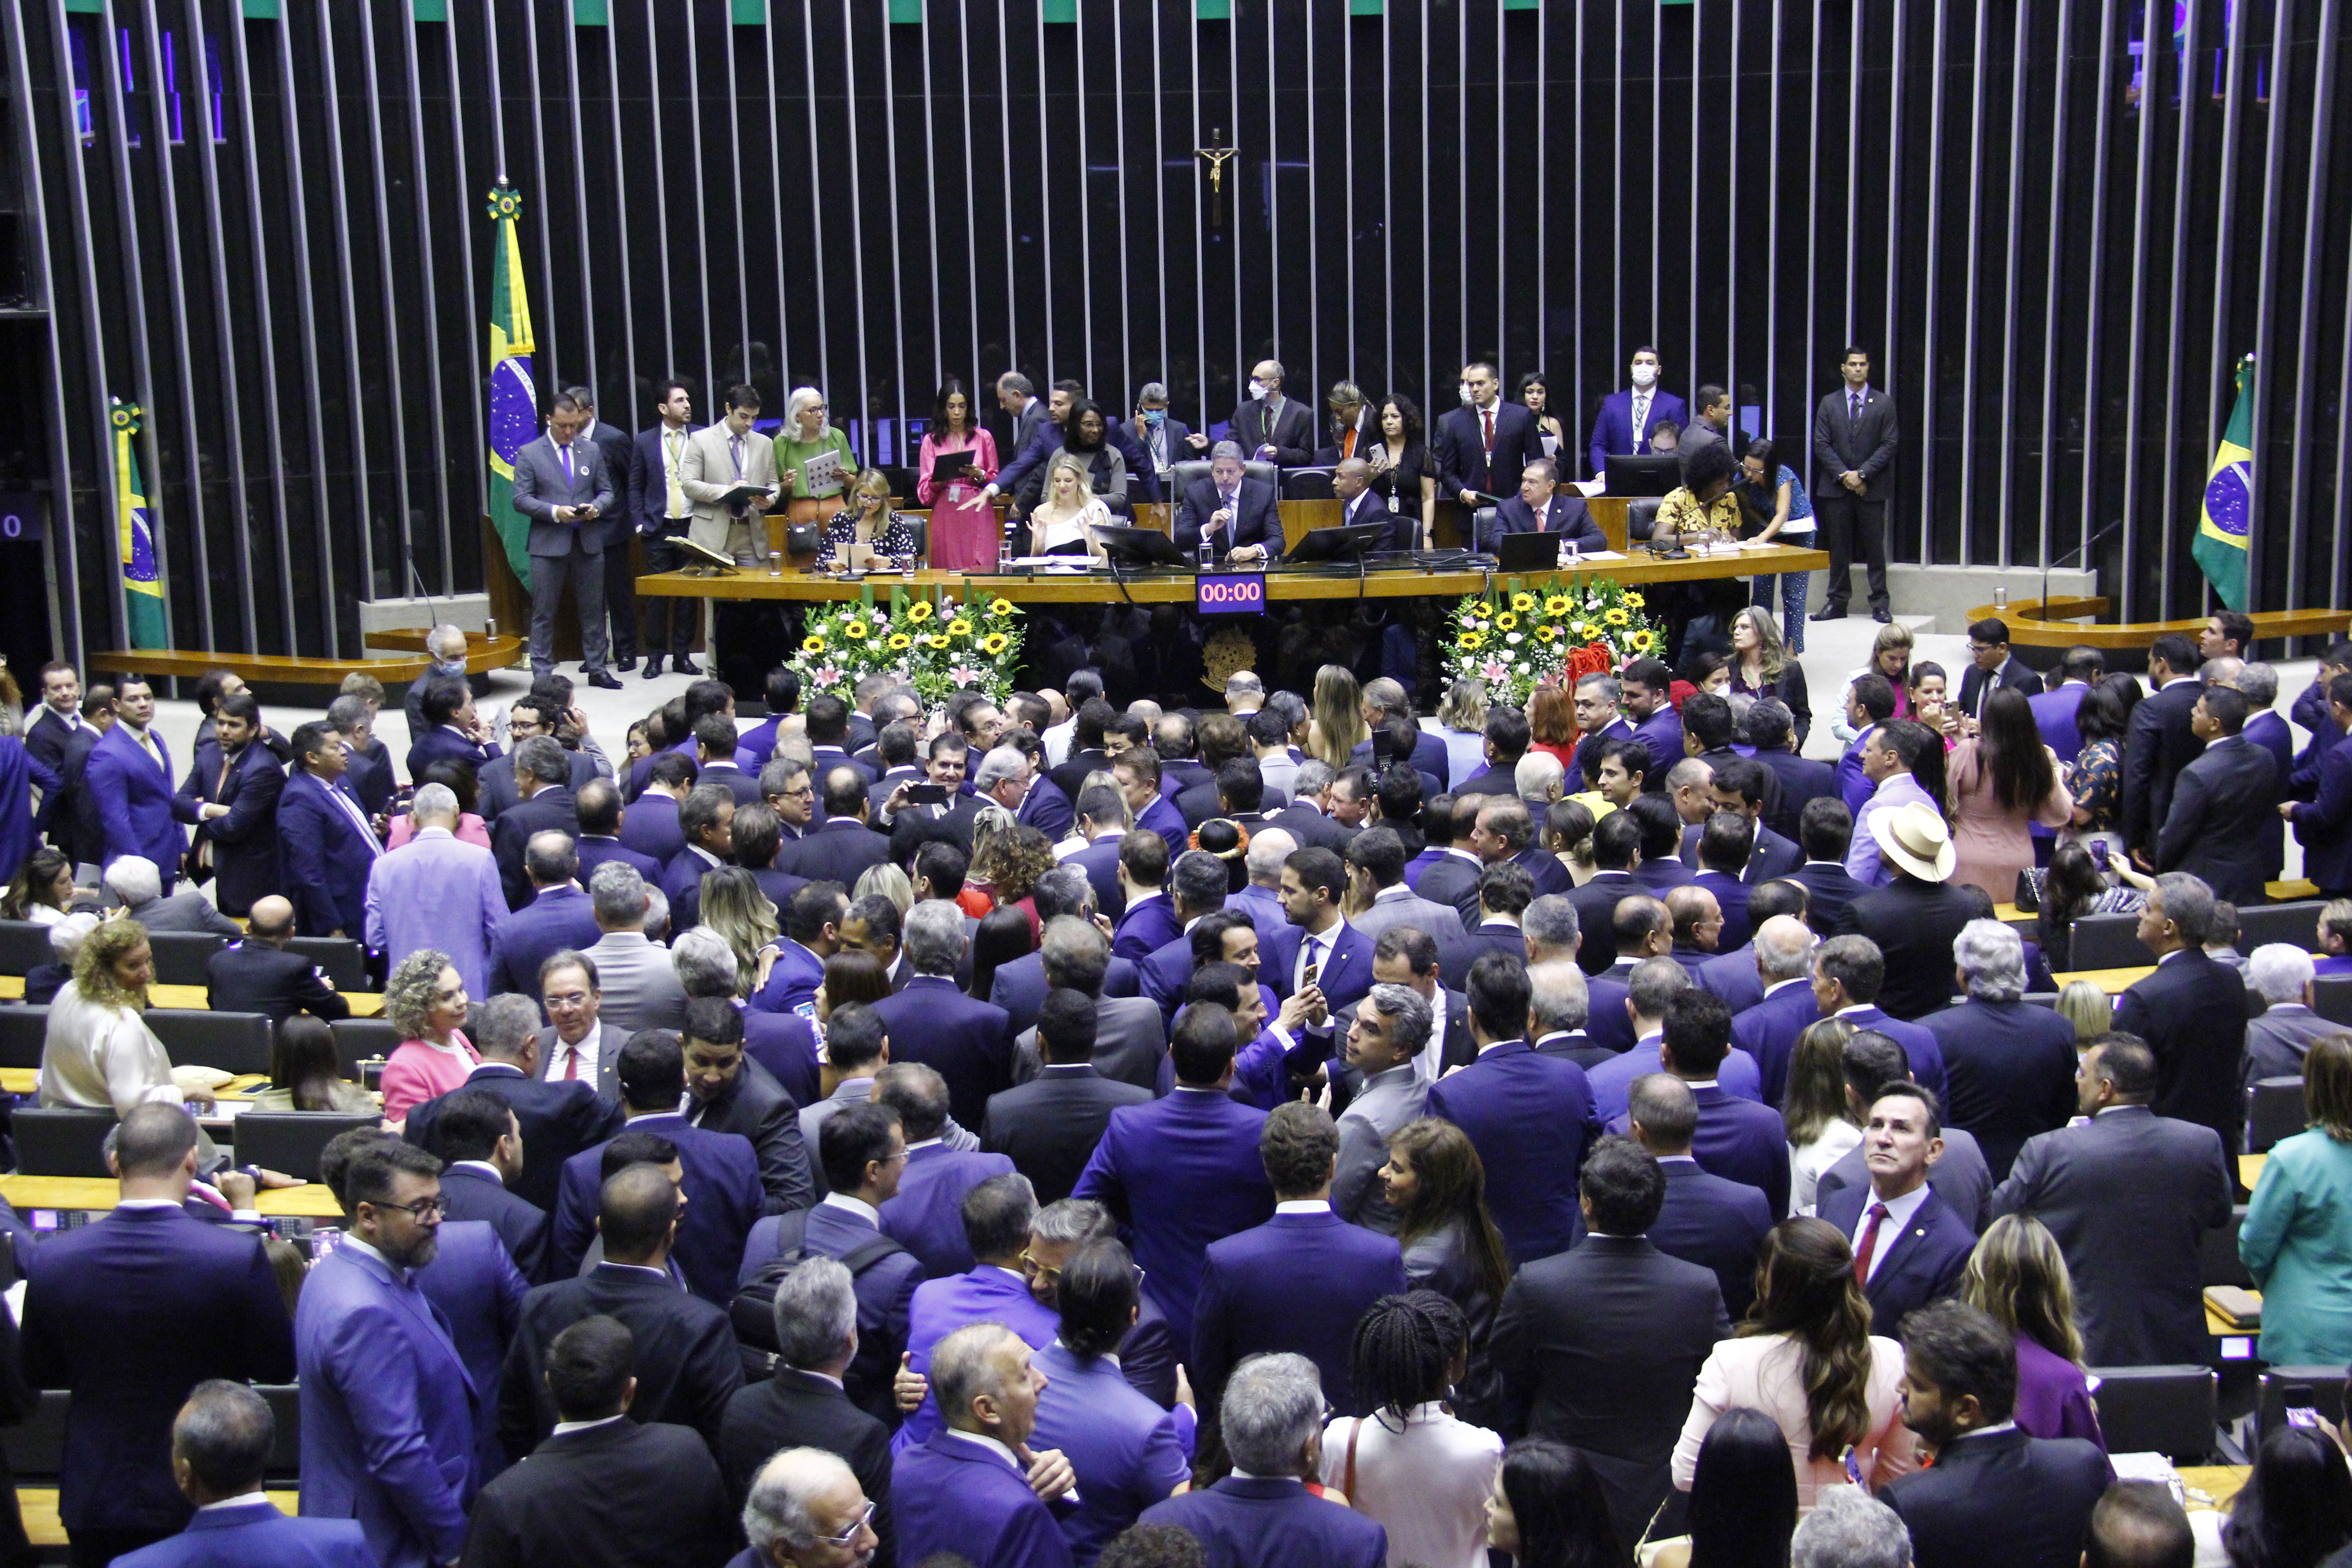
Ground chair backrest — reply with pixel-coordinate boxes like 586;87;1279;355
329;1017;401;1080
0;921;54;978
1627;497;1663;539
2247;1076;2309;1154
2238;901;2326;954
145;1009;274;1076
231;1112;382;1182
2201;1204;2254;1289
899;515;929;563
0;1389;69;1479
2067;913;2148;972
258;1384;303;1483
146;931;230;987
2314;974;2352;1026
2258;1368;2350;1438
12;1107;118;1177
0;1006;47;1069
286;936;366;992
1282;467;1337;500
2084;1365;2218;1460
1169;457;1280;500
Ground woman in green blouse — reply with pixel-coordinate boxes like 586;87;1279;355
776;385;858;529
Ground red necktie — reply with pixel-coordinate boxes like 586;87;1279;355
1852;1202;1890;1284
563;1047;580;1081
1482;409;1495;453
1537;505;1548;533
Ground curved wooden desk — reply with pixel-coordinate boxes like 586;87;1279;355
89;628;525;689
1965;596;2351;651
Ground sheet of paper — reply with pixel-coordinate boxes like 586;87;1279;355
1563;549;1628;560
1573;479;1605;497
800;448;843;494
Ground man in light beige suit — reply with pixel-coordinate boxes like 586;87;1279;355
680;382;780;565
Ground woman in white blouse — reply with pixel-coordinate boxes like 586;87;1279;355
1322;1291;1503;1568
1783;1019;1864;1216
39;916;215;1115
1673;1219;1915;1510
1024;451;1113;563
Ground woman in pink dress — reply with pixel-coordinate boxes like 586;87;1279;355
378;947;480;1124
916;377;1000;571
1948;687;2073;902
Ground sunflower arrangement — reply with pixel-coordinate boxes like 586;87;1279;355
787;584;1027;707
1442;574;1664;706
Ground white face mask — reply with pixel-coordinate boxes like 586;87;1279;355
1458;383;1476;406
1631;364;1660;389
1247;379;1269;401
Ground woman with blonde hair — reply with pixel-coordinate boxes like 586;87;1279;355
2054;980;2112;1047
1672;1218;1913;1509
1781;1018;1862;1215
1436;678;1491;787
1832;622;1915;743
1024;451;1114;561
696;866;779;999
821;467;918;568
775;385;855;525
1964;1214;2104;1446
1307;664;1371;773
2240;1031;2352;1367
853;862;915;916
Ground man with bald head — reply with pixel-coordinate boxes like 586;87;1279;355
1663;884;1724;975
892;1322;1076;1568
489;830;603;997
205;894;352;1022
1331;456;1408;551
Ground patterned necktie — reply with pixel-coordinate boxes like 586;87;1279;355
665;430;688;518
1852;1202;1891;1284
1849;392;1862;423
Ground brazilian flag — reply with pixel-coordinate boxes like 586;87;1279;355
485;182;538;592
2194;353;2254;612
109;398;167;649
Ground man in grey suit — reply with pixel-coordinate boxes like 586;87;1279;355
509;391;622;687
1347;827;1468;946
1809;346;1900;623
1988;1033;2234;1367
532;948;629;1101
1010;916;1165;1094
579;861;691;1038
2245;944;2334;1083
1333;984;1431;1233
679;383;779;566
103;854;242;936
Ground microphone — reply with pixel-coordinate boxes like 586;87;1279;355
2039;519;2122;622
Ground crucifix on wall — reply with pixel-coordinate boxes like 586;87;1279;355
1194;127;1237;230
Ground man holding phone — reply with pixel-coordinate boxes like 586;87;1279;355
510;392;622;688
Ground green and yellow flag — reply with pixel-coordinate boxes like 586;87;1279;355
485;181;538;591
2194;353;2254;612
108;397;166;649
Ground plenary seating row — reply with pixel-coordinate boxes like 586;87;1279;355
2068;901;2326;973
2082;1367;2346;1461
13;1107;374;1181
5;1385;300;1486
0;922;365;991
0;1010;392;1077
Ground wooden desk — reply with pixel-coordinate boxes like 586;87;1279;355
0;977;381;1016
0;1174;343;1218
89;633;524;688
2053;966;2154;994
1966;595;2352;652
2178;1466;2251;1512
0;1068;272;1098
15;1489;303;1548
2243;1153;2266;1189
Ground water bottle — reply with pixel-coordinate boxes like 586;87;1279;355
1994;585;2009;610
901;551;916;581
1198;537;1213;572
769;550;782;577
999;531;1014;573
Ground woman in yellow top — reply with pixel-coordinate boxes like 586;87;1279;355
775;386;858;529
1651;442;1749;541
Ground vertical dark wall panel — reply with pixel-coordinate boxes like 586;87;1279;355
9;0;2349;662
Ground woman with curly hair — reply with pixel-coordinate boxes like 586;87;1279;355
972;823;1056;940
380;948;478;1124
696;866;779;999
1671;1218;1913;1509
39;916;217;1115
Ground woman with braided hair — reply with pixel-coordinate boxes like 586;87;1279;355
1319;1290;1504;1568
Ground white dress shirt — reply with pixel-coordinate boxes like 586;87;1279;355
1847;1181;1932;1284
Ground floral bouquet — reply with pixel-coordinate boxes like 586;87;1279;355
1441;574;1663;706
788;583;1026;706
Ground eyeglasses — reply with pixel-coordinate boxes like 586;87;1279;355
814;1499;877;1548
372;1195;448;1222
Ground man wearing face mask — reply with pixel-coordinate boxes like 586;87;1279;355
1588;348;1690;483
1111;382;1200;489
1436;361;1543;512
1228;359;1317;468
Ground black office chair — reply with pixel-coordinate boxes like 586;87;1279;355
2067;913;2148;971
286;936;366;992
0;1006;47;1069
1282;467;1337;500
2314;975;2352;1026
1627;497;1663;540
2258;1368;2350;1437
2238;901;2324;953
145;1009;274;1076
258;1384;304;1484
145;931;230;988
2086;1366;2219;1460
2246;1077;2308;1154
2201;1204;2254;1289
1169;457;1281;499
232;1112;382;1182
0;921;54;979
330;1017;400;1080
0;1388;68;1480
12;1107;118;1177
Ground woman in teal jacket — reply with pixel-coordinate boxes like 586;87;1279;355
2240;1033;2352;1366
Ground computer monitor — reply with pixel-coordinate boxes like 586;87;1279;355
1603;454;1683;497
1095;525;1188;568
1285;521;1392;564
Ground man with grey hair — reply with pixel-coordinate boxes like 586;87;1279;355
1587;957;1764;1123
718;1259;893;1543
399;988;621;1212
1791;1485;1914;1568
1011;916;1166;1093
582;861;689;1034
365;779;506;1004
975;743;1073;840
1529;960;1610;1071
2244;942;2330;1083
1334;983;1431;1230
1230;358;1313;465
740;1446;882;1568
102;854;240;935
1234;825;1300;942
2114;871;2246;1147
2230;659;2297;794
1139;1352;1389;1564
1522;893;1583;966
490;736;580;911
1732;914;1824;1104
891;1322;1075;1568
870;897;1019;1132
1175;440;1279;565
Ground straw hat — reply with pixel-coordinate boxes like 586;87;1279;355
1870;800;1956;882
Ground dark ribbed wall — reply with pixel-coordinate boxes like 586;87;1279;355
5;0;2347;664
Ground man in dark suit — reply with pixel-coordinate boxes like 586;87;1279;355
423;1088;549;1282
617;756;691;864
681;997;813;1215
1694;880;1810;1014
1688;758;1803;885
892;1324;1084;1568
2111;874;2249;1150
1587;349;1690;480
626;380;704;678
1608;989;1792;1216
2122;633;2209;867
486;838;603;998
1566;810;1646;974
1839;801;1989;1021
1881;1301;2113;1568
490;747;580;918
1746;701;1840;840
26;657;84;797
565;388;641;672
1191;1104;1406;1420
1818;1085;1975;1330
873;900;1016;1133
1061;785;1132;923
977;745;1074;843
1918;921;2080;1180
1787;796;1867;938
2287;669;2352;896
1138;1353;1389;1568
1330;456;1409;550
1955;618;2046;721
1731;916;1833;1106
403;992;624;1214
1628;1073;1774;1320
1808;347;1899;622
19;1103;297;1566
2154;684;2280;905
204;895;350;1023
1807;934;1948;1102
1490;1136;1730;1550
1227;358;1318;466
1483;457;1607;554
509;392;622;686
1989;1034;2233;1366
1047;698;1118;806
874;1064;1016;1280
174;691;282;919
779;769;892;887
1435;361;1544;511
656;783;736;935
83;675;196;890
54;687;114;875
984;990;1153;1204
114;1383;372;1568
274;721;378;939
499;1165;741;1458
2029;648;2105;767
476;696;598;822
1425;954;1600;1265
1173;444;1283;564
1438;861;1537;991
